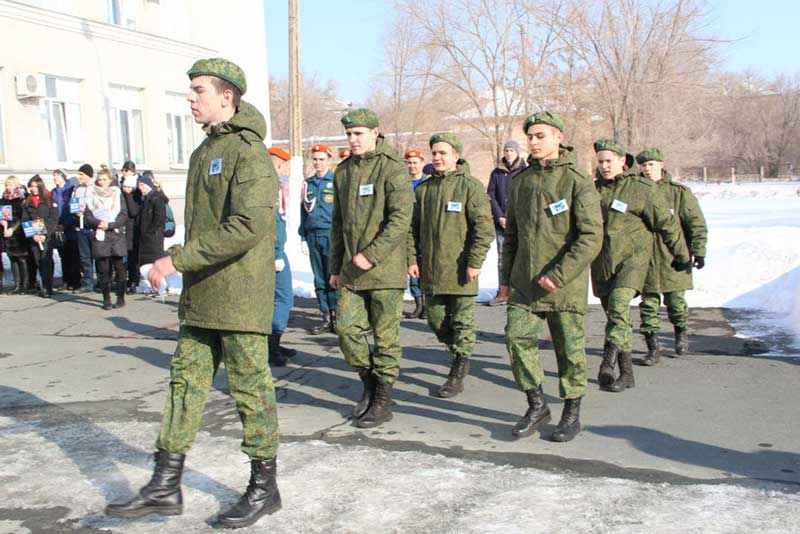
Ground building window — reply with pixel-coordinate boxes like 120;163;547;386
42;75;83;165
107;0;136;29
0;78;6;165
165;93;202;167
109;84;145;166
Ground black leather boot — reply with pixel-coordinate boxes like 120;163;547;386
436;356;469;398
309;312;332;335
604;351;635;392
352;367;376;419
357;378;393;428
512;385;551;437
674;326;689;356
105;450;185;518
268;334;288;367
101;285;113;310
217;458;282;528
642;333;660;366
10;261;21;294
550;397;582;442
113;286;126;308
13;259;28;295
403;296;425;319
598;341;619;386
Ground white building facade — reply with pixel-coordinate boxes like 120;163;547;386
0;0;271;194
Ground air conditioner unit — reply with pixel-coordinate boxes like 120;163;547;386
15;73;46;99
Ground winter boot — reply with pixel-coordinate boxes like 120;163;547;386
13;259;28;295
309;312;332;335
598;341;619;387
641;333;660;366
604;351;635;392
403;296;425;319
113;285;126;309
674;326;689;356
10;261;22;294
488;291;508;307
329;310;336;333
101;285;113;310
268;334;288;367
280;344;297;359
512;385;551;438
436;356;469;398
352;367;376;419
217;458;282;528
357;378;393;428
105;450;185;518
550;397;582;442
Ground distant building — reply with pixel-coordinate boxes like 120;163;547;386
0;0;270;191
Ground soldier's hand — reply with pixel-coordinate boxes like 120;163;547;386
538;275;559;293
329;274;340;289
352;252;373;271
148;255;177;290
498;216;507;229
466;266;481;282
693;256;705;269
671;258;693;272
408;264;420;278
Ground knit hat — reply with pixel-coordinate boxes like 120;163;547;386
523;111;564;133
138;174;154;189
636;147;665;164
503;140;521;153
78;164;94;178
429;132;463;153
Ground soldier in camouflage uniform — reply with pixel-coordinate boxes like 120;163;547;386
330;108;414;428
591;139;691;394
106;58;282;529
407;133;494;398
637;148;708;363
500;111;603;442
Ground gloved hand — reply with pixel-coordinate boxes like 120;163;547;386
301;241;309;256
275;258;286;272
693;256;705;269
671;258;693;272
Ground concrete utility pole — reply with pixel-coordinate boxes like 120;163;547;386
287;0;304;259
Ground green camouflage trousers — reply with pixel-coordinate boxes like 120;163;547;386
157;325;279;460
600;287;638;352
336;286;403;384
426;294;476;360
505;304;587;399
639;291;688;335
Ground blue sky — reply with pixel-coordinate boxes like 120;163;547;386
264;0;800;105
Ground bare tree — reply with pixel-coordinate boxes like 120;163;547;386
269;74;346;141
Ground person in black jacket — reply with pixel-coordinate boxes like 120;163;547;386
51;170;81;291
135;174;166;266
84;168;128;310
121;175;142;293
22;175;59;297
486;140;527;306
1;176;29;294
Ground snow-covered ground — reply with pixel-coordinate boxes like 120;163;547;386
1;418;797;534
3;181;799;354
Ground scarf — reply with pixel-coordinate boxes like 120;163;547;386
31;196;41;208
90;185;121;222
3;186;26;200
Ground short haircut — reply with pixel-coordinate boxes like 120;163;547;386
210;77;242;109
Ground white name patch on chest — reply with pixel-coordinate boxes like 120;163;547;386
549;199;569;216
359;184;374;196
209;158;223;175
611;199;628;213
447;201;463;212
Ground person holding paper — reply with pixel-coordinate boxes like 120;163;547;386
1;176;29;294
51;169;81;291
71;164;96;292
84;168;128;310
21;175;58;297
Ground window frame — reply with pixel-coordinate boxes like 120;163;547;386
109;84;146;167
42;75;84;167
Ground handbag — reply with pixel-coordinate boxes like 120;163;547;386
54;225;66;247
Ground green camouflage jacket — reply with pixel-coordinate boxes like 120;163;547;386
169;101;277;334
642;170;708;293
502;146;603;313
407;160;494;296
330;136;414;290
591;162;690;297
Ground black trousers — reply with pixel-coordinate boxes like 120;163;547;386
57;240;81;289
30;241;54;291
96;256;126;291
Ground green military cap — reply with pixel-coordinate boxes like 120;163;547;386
593;138;627;156
187;57;247;94
636;147;665;164
341;108;380;129
429;132;463;153
523;110;564;133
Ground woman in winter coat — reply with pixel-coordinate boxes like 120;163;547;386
84;168;128;310
21;175;59;297
121;175;142;293
135;174;166;265
0;176;30;294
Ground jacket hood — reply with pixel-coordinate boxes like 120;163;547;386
206;101;266;141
